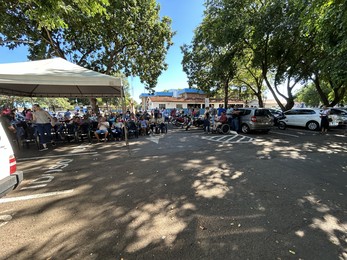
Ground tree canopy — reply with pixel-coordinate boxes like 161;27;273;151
182;0;347;109
0;0;174;92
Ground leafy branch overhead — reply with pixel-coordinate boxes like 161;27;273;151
0;0;174;92
181;0;347;109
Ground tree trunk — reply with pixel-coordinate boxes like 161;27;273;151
90;98;100;115
224;81;229;108
256;93;264;108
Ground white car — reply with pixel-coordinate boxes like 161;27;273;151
329;108;347;125
0;121;23;196
280;108;339;131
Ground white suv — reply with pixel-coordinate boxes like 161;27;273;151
280;108;339;131
0;122;23;196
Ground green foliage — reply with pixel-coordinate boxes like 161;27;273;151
181;4;242;107
0;0;174;92
296;84;323;107
0;95;72;110
183;0;346;110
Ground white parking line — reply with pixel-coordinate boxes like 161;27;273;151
271;131;299;137
225;135;239;142
215;136;227;141
18;152;98;161
201;134;254;144
238;136;248;142
0;189;74;203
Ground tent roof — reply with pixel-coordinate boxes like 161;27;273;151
0;58;122;97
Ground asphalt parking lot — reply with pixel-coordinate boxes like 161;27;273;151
0;126;346;260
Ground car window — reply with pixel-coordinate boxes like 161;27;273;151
331;109;347;115
237;109;250;116
299;109;316;115
255;109;271;116
284;110;299;115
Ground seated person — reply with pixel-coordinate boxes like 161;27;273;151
25;109;33;122
79;114;91;132
94;116;109;142
0;110;17;141
214;111;228;129
52;117;63;139
139;116;148;136
156;113;167;133
111;117;124;141
148;115;157;134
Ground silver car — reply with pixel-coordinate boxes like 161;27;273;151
237;108;274;134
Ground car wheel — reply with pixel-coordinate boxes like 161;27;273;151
306;121;319;131
241;124;250;134
278;121;286;130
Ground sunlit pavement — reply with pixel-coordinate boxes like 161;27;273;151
0;126;346;260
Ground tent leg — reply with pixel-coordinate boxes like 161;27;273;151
121;85;129;147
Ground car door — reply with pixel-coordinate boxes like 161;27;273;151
254;109;273;126
0;122;12;181
283;109;301;126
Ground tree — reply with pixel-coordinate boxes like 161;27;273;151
0;96;72;111
193;0;346;111
232;51;266;107
0;0;174;100
299;0;347;106
296;83;323;107
181;3;241;108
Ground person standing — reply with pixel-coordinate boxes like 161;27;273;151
210;104;217;128
203;107;211;133
32;104;55;151
226;104;234;126
320;105;330;134
217;104;225;117
232;105;241;133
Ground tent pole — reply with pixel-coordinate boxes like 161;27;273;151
121;81;129;146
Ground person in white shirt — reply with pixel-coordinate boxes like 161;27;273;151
94;116;109;142
32;104;55;151
320;105;330;134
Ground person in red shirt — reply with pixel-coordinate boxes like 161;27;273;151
214;111;227;129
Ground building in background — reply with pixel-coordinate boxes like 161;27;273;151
139;88;244;111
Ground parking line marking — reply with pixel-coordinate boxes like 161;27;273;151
18;152;98;161
225;135;239;142
238;136;248;142
271;131;299;138
215;136;227;141
0;189;74;203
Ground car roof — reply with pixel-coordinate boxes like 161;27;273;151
284;108;320;111
238;107;269;110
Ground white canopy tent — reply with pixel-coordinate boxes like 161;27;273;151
0;58;123;97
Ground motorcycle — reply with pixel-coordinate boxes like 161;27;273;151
273;112;286;130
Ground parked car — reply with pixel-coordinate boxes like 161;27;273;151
0;121;23;197
329;108;347;125
279;108;339;131
237;108;274;133
267;108;283;117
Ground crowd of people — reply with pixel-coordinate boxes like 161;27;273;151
0;105;173;151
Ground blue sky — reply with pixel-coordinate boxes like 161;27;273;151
0;0;205;103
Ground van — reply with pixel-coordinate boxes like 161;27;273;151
0;121;23;196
